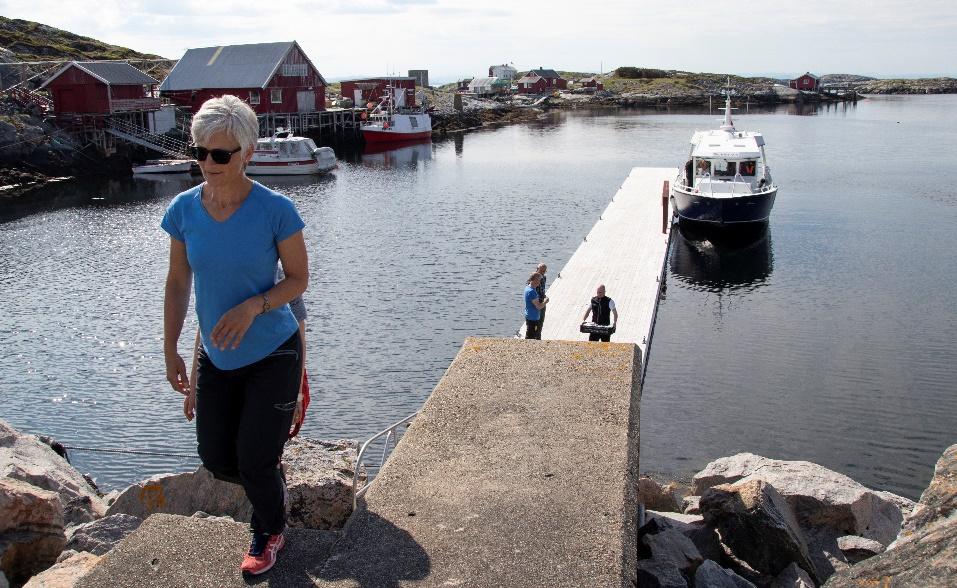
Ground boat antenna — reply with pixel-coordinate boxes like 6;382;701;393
720;76;737;131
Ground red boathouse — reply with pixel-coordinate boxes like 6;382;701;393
789;72;820;92
39;61;160;115
159;41;327;114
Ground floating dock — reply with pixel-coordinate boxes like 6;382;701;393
523;167;677;373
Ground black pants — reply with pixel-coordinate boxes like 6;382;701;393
525;319;542;340
536;306;546;333
589;332;611;342
196;332;301;535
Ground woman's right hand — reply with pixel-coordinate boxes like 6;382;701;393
165;353;189;396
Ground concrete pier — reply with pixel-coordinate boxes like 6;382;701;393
523;167;677;371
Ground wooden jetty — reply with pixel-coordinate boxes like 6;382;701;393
522;167;677;374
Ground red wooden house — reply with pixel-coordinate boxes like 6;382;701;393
517;68;567;93
39;61;160;115
159;41;326;113
580;77;604;91
789;72;820;92
340;77;417;108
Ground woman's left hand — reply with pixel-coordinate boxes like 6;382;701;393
210;298;260;350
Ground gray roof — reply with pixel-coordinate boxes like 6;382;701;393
159;42;325;91
529;68;562;79
40;61;158;89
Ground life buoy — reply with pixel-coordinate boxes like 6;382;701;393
383;122;390;130
360;112;367;120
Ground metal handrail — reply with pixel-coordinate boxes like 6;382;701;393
352;412;418;509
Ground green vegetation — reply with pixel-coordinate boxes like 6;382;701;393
614;67;671;79
0;16;164;61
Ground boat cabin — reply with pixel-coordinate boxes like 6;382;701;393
684;130;768;193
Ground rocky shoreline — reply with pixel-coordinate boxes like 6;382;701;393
2;417;954;587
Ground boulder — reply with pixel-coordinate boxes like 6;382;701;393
770;562;814;588
835;534;884;564
646;509;703;533
693;453;909;545
0;420;104;526
0;478;66;586
104;467;252;522
700;478;819;584
22;551;100;588
898;443;957;539
683;495;701;515
638;476;688;512
636;558;688;588
683;522;726;563
803;526;849;583
284;437;361;529
65;514;142;556
694;559;756;588
641;528;703;574
822;516;957;587
105;437;361;530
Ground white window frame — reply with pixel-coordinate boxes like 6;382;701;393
249;90;260;105
271;88;282;103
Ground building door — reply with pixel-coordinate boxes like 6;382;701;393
296;91;316;113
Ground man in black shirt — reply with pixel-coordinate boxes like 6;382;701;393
582;284;618;342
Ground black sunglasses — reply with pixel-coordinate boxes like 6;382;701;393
191;146;242;164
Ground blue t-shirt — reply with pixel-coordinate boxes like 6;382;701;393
161;182;305;370
524;285;540;321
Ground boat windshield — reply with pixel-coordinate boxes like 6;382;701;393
739;160;757;176
713;160;736;178
695;159;710;176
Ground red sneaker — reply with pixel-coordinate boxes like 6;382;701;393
240;531;286;575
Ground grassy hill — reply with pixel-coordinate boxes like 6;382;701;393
0;16;164;61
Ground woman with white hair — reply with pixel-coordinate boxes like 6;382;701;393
161;95;308;575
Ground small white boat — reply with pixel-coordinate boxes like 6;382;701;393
132;159;193;174
671;83;778;226
246;129;336;176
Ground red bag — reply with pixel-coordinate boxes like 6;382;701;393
288;372;310;438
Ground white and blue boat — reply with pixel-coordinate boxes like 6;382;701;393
671;89;778;226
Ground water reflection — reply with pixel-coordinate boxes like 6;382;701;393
669;223;773;292
361;140;433;169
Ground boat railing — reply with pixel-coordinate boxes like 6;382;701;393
352;411;418;510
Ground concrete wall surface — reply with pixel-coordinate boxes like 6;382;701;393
317;337;642;587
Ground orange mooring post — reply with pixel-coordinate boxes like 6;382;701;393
661;180;670;233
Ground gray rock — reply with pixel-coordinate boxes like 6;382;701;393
104;466;251;523
683;495;701;515
646;509;703;533
0;477;67;586
638;476;689;512
636;558;688;588
770;562;814;588
284;437;361;529
642;528;703;574
0;420;105;526
694;559;756;587
823;514;957;587
693;453;908;545
22;551;100;588
65;514;142;556
836;534;884;564
684;522;725;563
700;478;819;583
804;526;849;583
898;442;957;540
55;550;77;564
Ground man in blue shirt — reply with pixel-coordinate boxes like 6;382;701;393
524;272;548;339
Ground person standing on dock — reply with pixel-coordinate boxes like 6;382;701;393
524;272;548;339
535;263;548;333
582;284;618;342
162;95;308;577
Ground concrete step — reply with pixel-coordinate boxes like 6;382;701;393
75;514;339;588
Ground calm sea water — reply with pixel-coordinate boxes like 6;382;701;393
1;96;954;498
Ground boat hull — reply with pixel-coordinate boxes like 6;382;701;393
361;129;433;144
132;161;192;174
671;188;777;226
246;161;333;175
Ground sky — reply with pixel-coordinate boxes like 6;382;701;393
2;0;956;82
